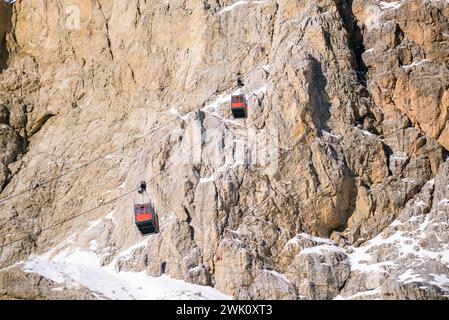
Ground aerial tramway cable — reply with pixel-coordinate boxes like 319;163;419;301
0;122;227;251
0;116;181;205
0;14;329;251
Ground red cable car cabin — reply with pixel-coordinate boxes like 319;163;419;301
134;203;159;235
231;94;247;118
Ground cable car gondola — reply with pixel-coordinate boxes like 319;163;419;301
231;94;247;118
134;181;160;235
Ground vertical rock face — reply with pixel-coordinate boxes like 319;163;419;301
0;0;448;299
0;1;12;71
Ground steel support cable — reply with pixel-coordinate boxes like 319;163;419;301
0;116;181;205
0;14;328;255
0;122;226;251
0;117;184;237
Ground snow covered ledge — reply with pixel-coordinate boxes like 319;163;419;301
20;248;230;300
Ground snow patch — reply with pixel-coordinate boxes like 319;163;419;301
390;219;402;227
297;232;336;245
401;59;431;69
87;219;102;230
430;273;449;288
334;288;382;300
89;240;98;251
347;211;449;274
398;268;425;284
252;85;267;95
300;244;343;255
23;249;231;300
199;176;215;184
321;130;342;139
261;64;272;72
218;0;268;15
188;266;205;273
415;201;427;207
379;1;403;10
286;237;299;246
105;209;115;223
117;239;149;258
361;129;375;136
168;107;189;120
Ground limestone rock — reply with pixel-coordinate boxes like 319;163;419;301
0;267;97;300
0;0;448;300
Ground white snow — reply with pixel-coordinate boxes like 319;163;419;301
401;59;431;69
363;5;384;30
117;180;127;189
252;85;267;95
198;164;238;184
429;273;449;288
87;219;102;230
361;129;375;136
117;238;149;258
226;228;240;235
218;0;268;15
168;107;189;120
188;266;205;273
199;176;215;183
105;209;115;223
415;201;427;207
23;258;66;284
300;244;343;255
334;288;382;300
88;240;98;251
51;287;65;292
202;91;244;126
398;268;425;284
347;209;449;275
379;1;403;10
286;237;300;246
297;232;336;245
349;249;395;273
417;214;430;233
391;155;409;161
286;233;344;256
261;64;272;72
218;0;248;14
23;249;231;300
390;219;402;227
321;130;342;139
159;212;178;227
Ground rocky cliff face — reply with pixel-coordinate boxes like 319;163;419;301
0;0;448;300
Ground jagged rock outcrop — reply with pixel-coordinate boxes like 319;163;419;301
337;161;449;300
0;0;448;300
0;267;97;300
